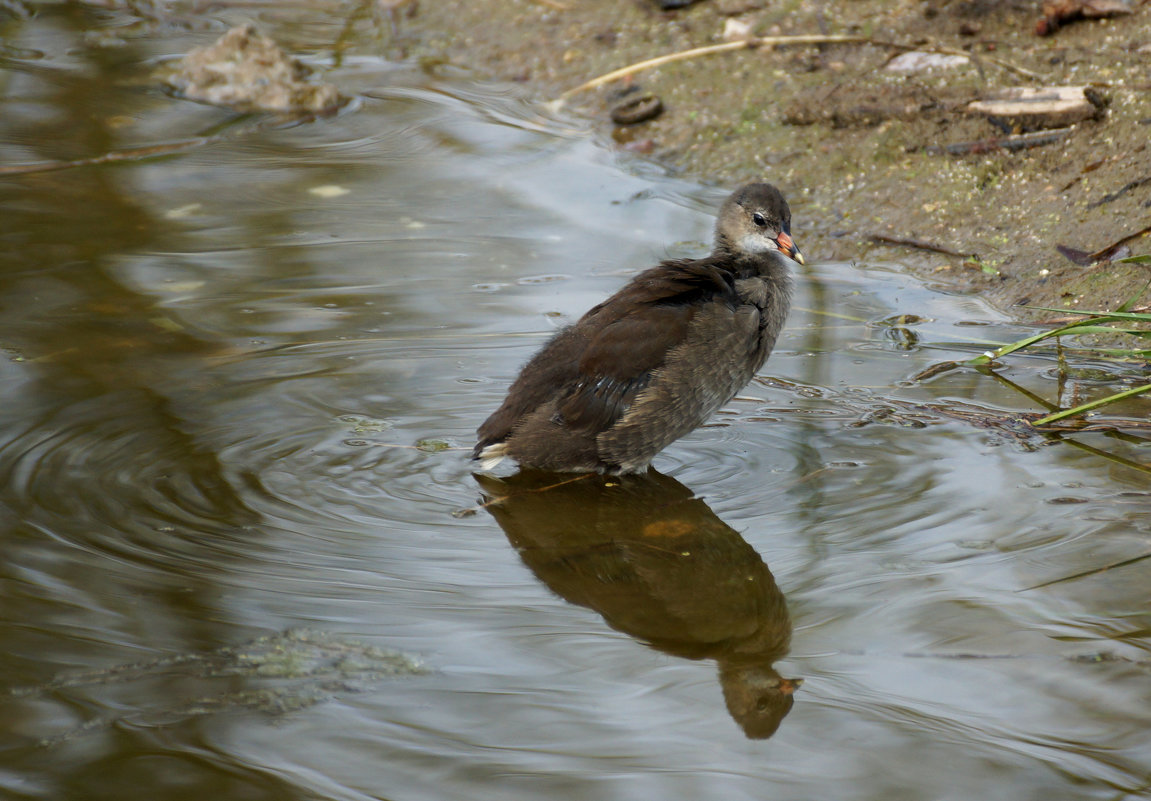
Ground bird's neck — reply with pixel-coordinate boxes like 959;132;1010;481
712;243;792;282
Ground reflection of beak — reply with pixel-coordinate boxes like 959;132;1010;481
776;231;805;265
778;677;804;695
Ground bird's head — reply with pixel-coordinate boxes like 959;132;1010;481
714;182;804;268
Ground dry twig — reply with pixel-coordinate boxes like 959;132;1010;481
550;35;866;106
868;234;975;259
924;127;1073;156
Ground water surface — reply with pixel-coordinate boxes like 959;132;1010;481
1;6;1149;801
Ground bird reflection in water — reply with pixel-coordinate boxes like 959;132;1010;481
474;469;800;739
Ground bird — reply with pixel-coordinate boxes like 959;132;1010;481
474;182;803;474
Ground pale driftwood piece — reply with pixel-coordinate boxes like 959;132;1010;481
967;86;1102;131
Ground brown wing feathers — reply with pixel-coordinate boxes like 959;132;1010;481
474;260;736;455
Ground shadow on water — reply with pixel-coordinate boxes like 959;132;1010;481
476;469;799;739
0;8;264;643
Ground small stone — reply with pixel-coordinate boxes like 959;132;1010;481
610;93;663;125
162;24;345;114
885;51;970;73
722;18;753;41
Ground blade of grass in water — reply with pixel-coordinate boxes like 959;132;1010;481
951;286;1151;427
1115;277;1151;311
1019;550;1151;592
966;317;1130;365
1025;306;1151;323
1032;383;1151;425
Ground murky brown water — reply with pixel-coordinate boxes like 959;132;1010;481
2;6;1150;801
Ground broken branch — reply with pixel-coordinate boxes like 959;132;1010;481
924;127;1073;156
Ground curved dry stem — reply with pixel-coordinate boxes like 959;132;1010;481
551;34;866;107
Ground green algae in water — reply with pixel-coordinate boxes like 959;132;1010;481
12;630;428;747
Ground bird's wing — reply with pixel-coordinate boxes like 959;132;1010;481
474;261;736;452
555;262;736;434
553;305;693;433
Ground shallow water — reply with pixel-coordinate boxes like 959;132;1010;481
1;6;1150;801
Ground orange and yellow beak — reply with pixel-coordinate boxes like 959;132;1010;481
776;231;805;265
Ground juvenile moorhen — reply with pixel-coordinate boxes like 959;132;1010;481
474;183;804;474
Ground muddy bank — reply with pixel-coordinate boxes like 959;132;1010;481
397;0;1151;319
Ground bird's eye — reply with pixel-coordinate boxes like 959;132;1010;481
752;212;767;228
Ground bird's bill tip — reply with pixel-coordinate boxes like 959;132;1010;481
776;231;804;265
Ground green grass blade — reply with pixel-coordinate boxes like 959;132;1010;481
1026;306;1151;322
1031;383;1151;426
1116;278;1151;312
966;317;1122;365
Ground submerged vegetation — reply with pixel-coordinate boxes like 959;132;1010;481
969;255;1151;427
